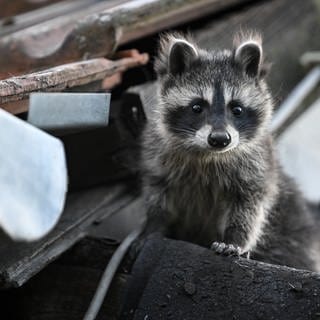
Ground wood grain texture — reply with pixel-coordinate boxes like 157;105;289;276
0;54;149;114
0;0;249;78
0;0;64;18
0;0;102;36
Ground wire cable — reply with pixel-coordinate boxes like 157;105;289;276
83;227;142;320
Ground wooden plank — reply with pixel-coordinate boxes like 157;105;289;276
112;0;250;45
0;0;249;78
0;0;100;36
0;53;149;114
0;0;64;18
0;184;138;288
0;0;124;79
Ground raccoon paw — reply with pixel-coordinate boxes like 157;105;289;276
210;241;242;256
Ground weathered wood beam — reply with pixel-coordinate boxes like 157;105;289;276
0;0;250;78
0;51;149;114
0;0;101;36
0;0;121;79
0;0;64;18
111;0;251;45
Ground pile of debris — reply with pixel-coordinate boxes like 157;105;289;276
0;0;319;319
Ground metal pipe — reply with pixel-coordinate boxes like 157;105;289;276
271;66;320;134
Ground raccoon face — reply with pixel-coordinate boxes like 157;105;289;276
155;33;273;154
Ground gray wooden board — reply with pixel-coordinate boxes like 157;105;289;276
0;183;137;288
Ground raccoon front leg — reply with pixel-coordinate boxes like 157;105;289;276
212;202;266;256
211;242;242;256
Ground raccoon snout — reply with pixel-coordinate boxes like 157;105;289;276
207;132;231;148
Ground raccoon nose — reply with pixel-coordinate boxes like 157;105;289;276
207;132;231;148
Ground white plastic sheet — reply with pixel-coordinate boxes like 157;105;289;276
0;109;67;241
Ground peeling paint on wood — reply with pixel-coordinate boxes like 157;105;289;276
0;52;149;114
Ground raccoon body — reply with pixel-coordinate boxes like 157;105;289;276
141;33;319;271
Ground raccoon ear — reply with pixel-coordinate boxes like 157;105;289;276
168;39;198;75
234;41;263;78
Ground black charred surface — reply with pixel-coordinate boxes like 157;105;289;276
0;237;130;320
2;235;320;319
122;235;320;320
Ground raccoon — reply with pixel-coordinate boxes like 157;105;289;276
141;32;320;271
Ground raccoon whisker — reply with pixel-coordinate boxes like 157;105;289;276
170;128;197;136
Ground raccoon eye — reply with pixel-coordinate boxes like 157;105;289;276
232;106;243;116
229;101;243;116
192;104;202;113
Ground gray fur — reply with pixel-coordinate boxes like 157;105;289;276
141;32;319;271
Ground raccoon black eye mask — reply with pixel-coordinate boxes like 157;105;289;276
164;96;248;152
141;32;320;271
